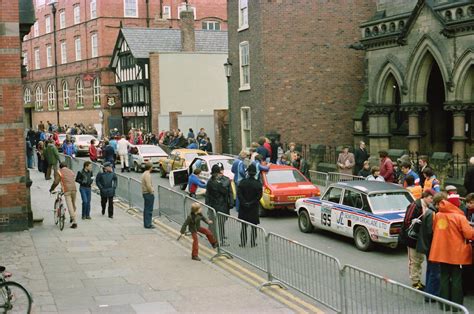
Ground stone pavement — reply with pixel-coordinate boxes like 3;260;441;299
0;169;294;314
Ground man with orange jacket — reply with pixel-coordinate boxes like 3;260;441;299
429;197;474;306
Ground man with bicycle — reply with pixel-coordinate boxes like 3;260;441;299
49;161;78;228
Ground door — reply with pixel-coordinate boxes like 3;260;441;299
319;187;342;230
169;168;189;187
340;189;364;236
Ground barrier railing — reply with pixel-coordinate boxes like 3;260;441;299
157;185;186;225
115;173;131;207
341;265;469;314
308;170;329;187
129;177;146;211
327;172;365;186
214;213;268;272
267;233;342;312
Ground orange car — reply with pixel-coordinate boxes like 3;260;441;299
259;164;320;216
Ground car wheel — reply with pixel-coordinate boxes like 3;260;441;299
298;210;314;233
354;226;374;251
258;206;268;217
160;165;166;178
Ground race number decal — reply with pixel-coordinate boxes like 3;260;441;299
321;205;332;227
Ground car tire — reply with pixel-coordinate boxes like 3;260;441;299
160;165;167;178
354;226;374;251
298;209;314;233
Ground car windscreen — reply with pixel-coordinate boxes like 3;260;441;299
368;192;413;213
265;170;307;185
139;146;166;155
209;159;234;171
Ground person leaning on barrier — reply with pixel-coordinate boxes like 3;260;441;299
205;163;233;245
429;194;474;307
237;164;263;248
141;162;155;229
416;193;446;298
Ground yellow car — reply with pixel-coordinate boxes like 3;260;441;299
159;149;208;178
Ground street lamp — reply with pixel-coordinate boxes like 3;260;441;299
49;0;60;128
224;58;232;154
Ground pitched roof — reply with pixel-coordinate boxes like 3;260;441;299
120;28;228;59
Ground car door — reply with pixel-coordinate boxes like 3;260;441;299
318;187;342;231
339;189;365;236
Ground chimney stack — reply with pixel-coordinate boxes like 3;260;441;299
180;8;195;52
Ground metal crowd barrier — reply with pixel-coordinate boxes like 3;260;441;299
341;265;468;314
309;170;329;187
129;177;145;210
267;233;342;312
157;185;187;225
214;212;268;272
327;172;365;185
115;173;130;206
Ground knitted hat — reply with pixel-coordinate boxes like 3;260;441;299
447;193;461;207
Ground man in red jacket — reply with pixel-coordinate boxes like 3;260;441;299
429;197;474;306
379;150;394;182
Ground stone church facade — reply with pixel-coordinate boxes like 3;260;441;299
355;0;474;160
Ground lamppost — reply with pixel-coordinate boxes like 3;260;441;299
49;0;60;128
224;58;233;154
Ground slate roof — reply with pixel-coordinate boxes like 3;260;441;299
120;28;228;59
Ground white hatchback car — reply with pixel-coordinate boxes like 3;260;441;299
130;145;168;172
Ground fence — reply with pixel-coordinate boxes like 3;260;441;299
309;170;329;187
327;172;365;186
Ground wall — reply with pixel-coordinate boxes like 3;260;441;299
158;53;228;115
0;0;29;231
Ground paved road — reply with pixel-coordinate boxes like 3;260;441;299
86;160;474;310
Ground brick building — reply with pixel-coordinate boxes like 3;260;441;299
354;0;474;160
226;0;376;152
0;0;35;232
22;0;227;135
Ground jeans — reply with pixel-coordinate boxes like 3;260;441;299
79;186;91;218
425;260;440;296
27;154;33;168
143;193;154;227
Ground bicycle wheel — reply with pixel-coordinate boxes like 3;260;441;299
53;201;59;225
0;281;33;314
59;205;65;231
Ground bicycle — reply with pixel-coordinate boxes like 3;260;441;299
0;265;32;313
52;190;66;231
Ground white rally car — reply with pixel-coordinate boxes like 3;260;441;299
296;181;414;251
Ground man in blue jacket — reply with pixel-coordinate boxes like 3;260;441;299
187;169;207;198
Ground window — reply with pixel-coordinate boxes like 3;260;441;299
238;0;248;30
90;0;97;19
178;4;196;19
24;88;31;104
45;15;51;33
322;187;342;204
74;5;80;24
34;48;40;70
124;0;138;17
239;42;250;89
368;192;413;213
202;21;220;31
22;52;28;71
35;86;43;111
241;107;251;149
163;5;171;19
91;33;98;58
342;190;363;209
60;41;67;64
46;45;52;67
266;170;307;185
75;79;84;108
62;80;69;109
33;21;39;37
47;84;56;110
74;37;81;61
93;77;101;107
59;10;65;29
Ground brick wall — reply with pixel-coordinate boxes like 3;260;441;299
228;0;376;151
0;1;29;231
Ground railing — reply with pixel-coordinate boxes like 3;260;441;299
308;170;329;187
327;172;365;186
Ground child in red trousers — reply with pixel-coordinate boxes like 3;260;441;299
180;203;218;261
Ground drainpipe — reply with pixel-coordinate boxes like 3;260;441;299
146;0;150;28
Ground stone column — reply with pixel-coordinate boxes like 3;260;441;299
444;102;468;161
366;103;393;155
401;103;427;154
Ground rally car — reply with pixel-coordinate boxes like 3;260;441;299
259;164;320;216
130;144;168;172
159;149;207;178
296;181;414;251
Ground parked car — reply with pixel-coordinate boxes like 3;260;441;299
130;145;168;172
72;135;99;156
169;155;236;193
259;164;320;216
159;149;207;178
295;181;414;251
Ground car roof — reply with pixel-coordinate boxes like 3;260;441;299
171;149;207;154
194;155;235;161
330;181;407;194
